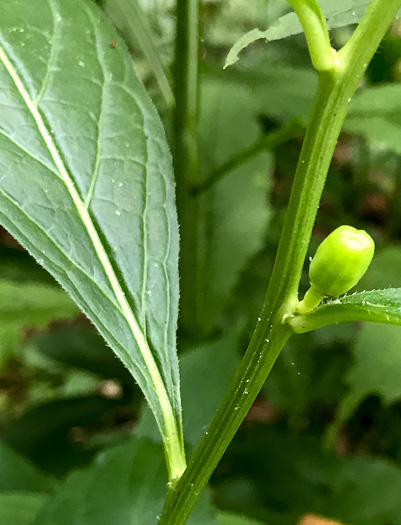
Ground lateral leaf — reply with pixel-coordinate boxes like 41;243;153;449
291;289;401;333
0;0;181;446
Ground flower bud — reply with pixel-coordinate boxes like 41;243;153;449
310;225;374;296
296;226;375;314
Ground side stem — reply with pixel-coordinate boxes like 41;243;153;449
288;0;335;71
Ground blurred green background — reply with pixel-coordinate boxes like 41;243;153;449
2;1;401;524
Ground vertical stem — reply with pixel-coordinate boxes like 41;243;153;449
159;70;345;525
160;0;401;521
173;0;202;336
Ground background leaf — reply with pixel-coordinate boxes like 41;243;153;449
327;457;401;524
0;440;53;525
138;327;242;448
2;396;122;476
101;0;174;107
218;513;267;525
34;437;217;525
0;440;55;493
345;84;401;155
215;426;401;525
0;493;49;525
326;247;401;444
196;76;272;334
225;0;400;68
33;325;133;386
0;0;181;444
0;280;78;369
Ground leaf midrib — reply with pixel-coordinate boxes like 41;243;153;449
0;39;175;434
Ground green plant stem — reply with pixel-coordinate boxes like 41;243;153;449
288;0;335;71
173;0;202;337
160;0;401;521
194;119;302;195
295;285;324;314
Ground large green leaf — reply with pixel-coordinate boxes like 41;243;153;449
34;437;217;525
102;0;174;107
138;327;242;447
0;0;182;451
225;1;401;68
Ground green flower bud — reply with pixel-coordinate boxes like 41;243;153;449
296;226;375;314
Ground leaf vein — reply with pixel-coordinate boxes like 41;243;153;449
83;6;106;209
0;126;59;176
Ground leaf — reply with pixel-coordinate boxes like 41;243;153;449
137;327;242;448
343;84;401;155
206;62;316;124
33;325;133;385
263;332;351;422
0;493;49;525
225;0;373;68
197;77;272;334
0;280;78;369
327;457;401;524
216;425;401;525
0;0;182;450
0;280;78;324
34;437;217;525
330;322;401;441
218;513;267;525
0;440;55;493
2;396;122;476
290;289;401;333
324;247;401;444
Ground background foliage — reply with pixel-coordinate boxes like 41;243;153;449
1;0;401;523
